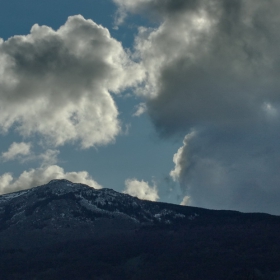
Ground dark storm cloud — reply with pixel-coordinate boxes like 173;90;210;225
115;0;280;214
139;0;280;134
116;0;280;133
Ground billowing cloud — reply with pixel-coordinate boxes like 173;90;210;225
0;15;144;148
0;165;102;195
114;1;280;214
2;142;31;161
170;131;195;182
116;0;280;133
123;178;159;201
171;127;280;215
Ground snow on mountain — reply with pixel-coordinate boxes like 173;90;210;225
0;179;190;234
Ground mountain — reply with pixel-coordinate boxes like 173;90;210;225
1;179;280;279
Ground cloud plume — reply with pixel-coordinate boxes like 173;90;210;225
171;127;280;214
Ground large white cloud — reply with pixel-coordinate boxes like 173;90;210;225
0;165;102;195
0;15;144;148
123;178;159;201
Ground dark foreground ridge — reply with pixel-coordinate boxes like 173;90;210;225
1;179;280;279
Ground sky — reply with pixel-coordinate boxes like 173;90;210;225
0;0;280;215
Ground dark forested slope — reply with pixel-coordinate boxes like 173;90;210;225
1;179;280;279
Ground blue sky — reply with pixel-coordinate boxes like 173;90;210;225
0;0;182;204
1;0;280;215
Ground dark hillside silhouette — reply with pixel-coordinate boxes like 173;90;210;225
1;179;280;279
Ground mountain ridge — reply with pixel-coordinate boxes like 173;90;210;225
1;179;278;233
1;179;280;279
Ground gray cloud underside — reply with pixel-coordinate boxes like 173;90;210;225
115;0;280;214
133;0;280;132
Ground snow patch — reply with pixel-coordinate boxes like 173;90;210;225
1;190;30;201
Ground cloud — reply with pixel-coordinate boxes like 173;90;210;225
115;0;280;134
114;0;280;214
123;178;159;201
170;131;196;182
0;165;102;195
2;142;31;161
1;142;59;167
171;127;280;215
38;149;60;167
0;15;144;148
133;102;147;117
180;196;191;206
114;0;200;19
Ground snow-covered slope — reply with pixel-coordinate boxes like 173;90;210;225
0;179;190;236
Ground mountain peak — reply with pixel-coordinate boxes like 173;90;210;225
47;178;75;185
0;179;190;235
